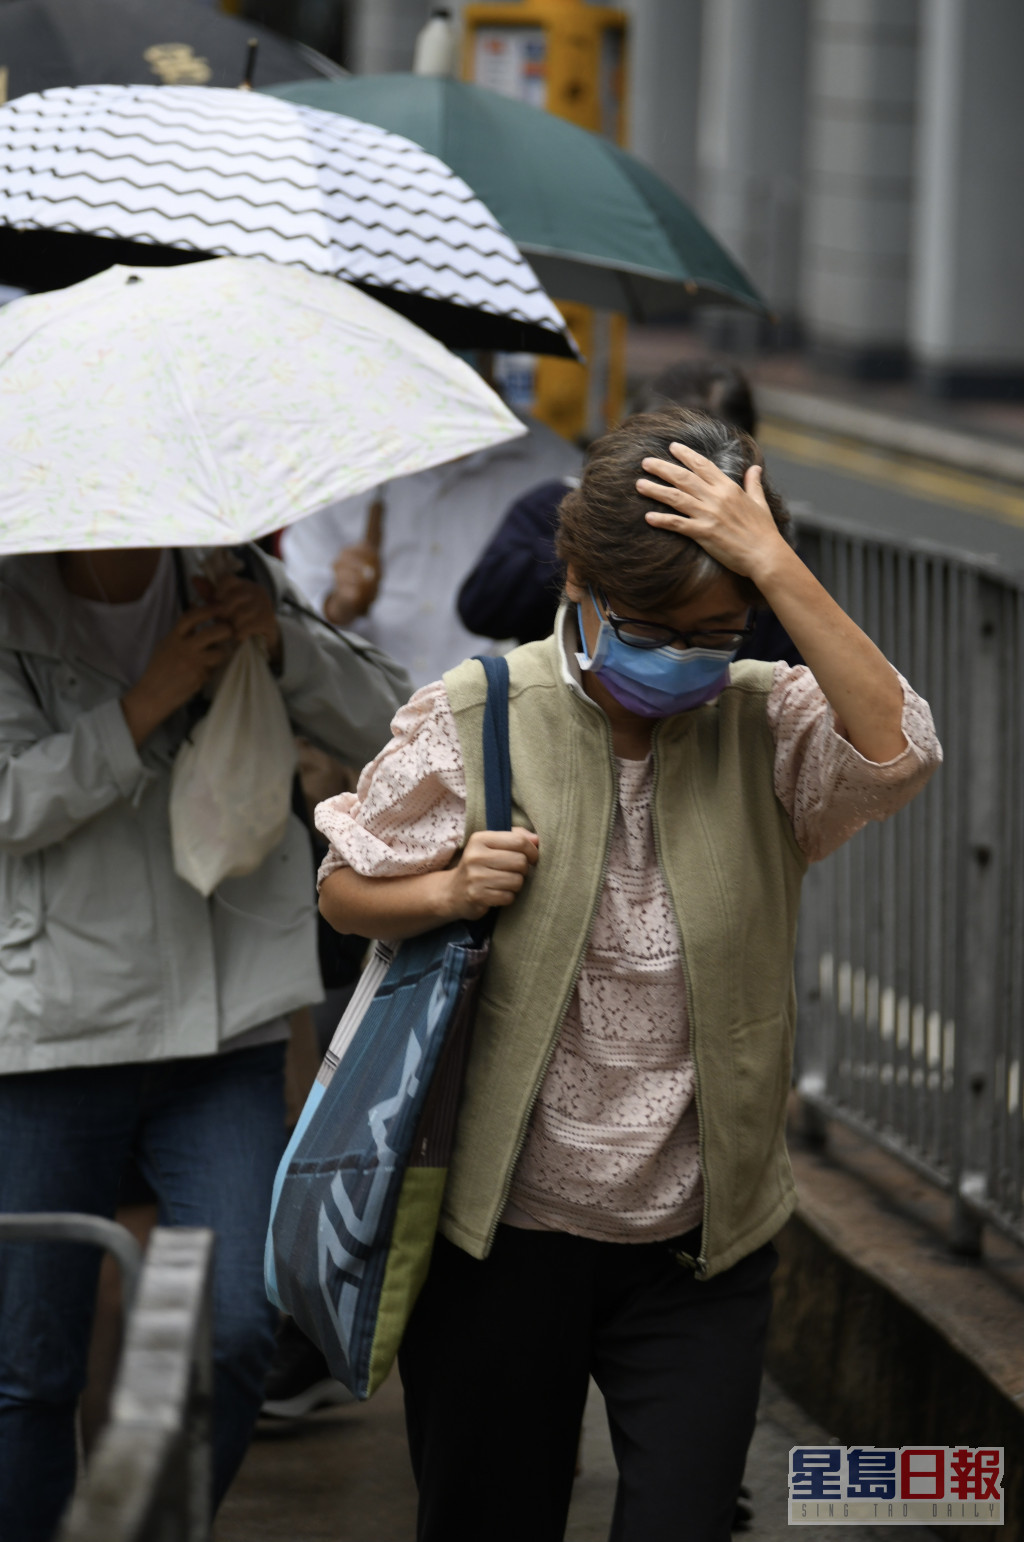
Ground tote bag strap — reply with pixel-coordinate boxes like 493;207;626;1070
476;654;511;832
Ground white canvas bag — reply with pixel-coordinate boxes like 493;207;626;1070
169;637;296;896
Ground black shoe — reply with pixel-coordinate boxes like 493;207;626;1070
261;1318;356;1418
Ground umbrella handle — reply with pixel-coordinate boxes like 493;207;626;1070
239;39;259;91
364;495;385;553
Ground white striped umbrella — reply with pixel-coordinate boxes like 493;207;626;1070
0;84;576;356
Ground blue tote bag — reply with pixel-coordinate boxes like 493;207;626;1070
265;655;511;1399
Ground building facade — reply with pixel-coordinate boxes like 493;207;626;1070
269;0;1024;398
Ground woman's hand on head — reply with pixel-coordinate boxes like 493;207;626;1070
446;828;540;921
637;443;789;586
637;445;908;762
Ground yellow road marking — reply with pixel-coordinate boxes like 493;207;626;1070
760;418;1024;528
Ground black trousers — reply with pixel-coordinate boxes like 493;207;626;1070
398;1224;777;1542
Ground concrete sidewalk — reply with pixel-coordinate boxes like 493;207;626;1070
215;1370;934;1542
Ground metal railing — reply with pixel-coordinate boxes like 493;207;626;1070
0;1216;214;1542
0;1213;143;1306
793;509;1024;1254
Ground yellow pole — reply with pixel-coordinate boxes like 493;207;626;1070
463;0;628;441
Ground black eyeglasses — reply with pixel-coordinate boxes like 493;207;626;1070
597;592;755;653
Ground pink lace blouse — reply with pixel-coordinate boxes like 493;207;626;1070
315;638;940;1244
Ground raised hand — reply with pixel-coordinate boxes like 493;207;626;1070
120;606;234;746
637;442;787;584
324;542;382;628
192;574;282;666
638;440;906;763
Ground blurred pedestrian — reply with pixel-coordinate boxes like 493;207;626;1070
454;473;579;646
315;408;941;1542
0;543;409;1541
281;412;582;688
630;356;757;432
457;357;800;665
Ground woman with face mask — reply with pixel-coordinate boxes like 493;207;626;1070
314;408;942;1542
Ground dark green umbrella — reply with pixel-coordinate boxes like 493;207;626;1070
265;74;768;320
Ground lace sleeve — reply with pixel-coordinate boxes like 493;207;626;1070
767;662;942;863
313;681;467;887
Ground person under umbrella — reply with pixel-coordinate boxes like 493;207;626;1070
0;541;410;1539
281;408;582;692
0;256;526;1536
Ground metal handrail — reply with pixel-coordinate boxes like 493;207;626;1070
55;1227;215;1542
0;1217;214;1542
0;1213;142;1309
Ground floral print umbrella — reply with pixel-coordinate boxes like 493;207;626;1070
0;257;526;554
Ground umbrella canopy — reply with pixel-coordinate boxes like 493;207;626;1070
266;76;767;321
0;258;527;555
0;84;576;357
0;0;341;100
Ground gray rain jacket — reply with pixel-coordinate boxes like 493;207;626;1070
0;547;410;1074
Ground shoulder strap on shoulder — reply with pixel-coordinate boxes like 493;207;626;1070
476;654;511;833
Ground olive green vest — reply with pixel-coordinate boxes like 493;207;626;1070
441;633;807;1279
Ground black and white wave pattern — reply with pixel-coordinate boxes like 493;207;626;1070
0;84;569;337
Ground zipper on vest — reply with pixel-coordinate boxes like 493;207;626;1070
651;729;710;1280
483;736;620;1257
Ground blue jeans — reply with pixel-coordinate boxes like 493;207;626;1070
0;1043;286;1542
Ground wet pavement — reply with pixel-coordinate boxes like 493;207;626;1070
215;1371;936;1542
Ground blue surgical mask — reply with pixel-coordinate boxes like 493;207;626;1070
575;590;739;719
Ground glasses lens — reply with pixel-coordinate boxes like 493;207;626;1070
686;630;746;651
600;593;747;652
613;620;676;649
